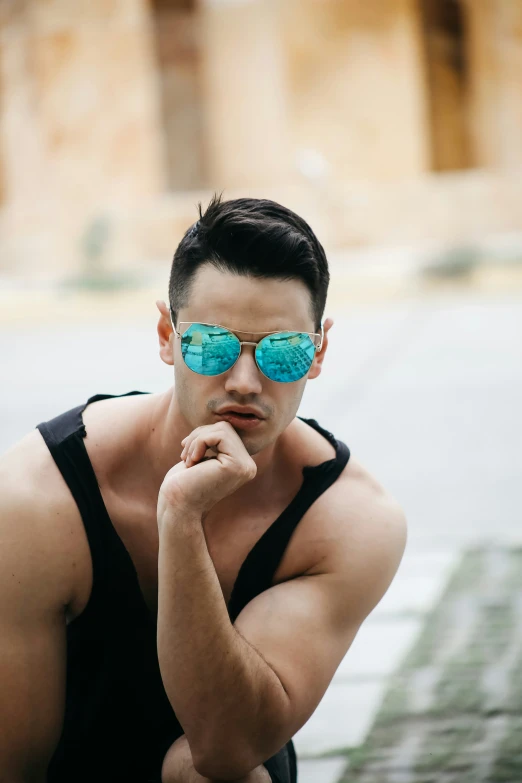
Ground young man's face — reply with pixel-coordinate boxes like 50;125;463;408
162;265;331;456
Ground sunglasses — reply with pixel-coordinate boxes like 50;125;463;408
170;309;323;384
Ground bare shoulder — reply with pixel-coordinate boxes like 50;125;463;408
0;430;91;618
322;453;408;550
296;447;407;614
278;418;406;600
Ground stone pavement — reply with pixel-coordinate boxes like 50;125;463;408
295;550;461;783
334;546;522;783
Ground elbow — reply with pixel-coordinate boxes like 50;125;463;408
193;692;292;779
193;755;252;781
194;733;290;780
193;742;264;781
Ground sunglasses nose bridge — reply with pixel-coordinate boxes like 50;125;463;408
233;339;261;370
223;339;265;393
236;339;266;372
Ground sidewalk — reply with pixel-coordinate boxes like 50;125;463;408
334;546;522;783
295;550;461;783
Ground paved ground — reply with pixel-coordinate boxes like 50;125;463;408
336;546;522;783
1;280;521;782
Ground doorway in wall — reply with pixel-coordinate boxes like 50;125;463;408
152;0;205;190
419;0;471;171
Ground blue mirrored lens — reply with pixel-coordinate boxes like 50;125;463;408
256;332;316;383
181;323;240;375
180;324;316;382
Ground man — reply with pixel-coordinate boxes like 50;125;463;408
0;196;406;783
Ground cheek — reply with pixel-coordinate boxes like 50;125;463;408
174;368;217;415
173;366;198;409
286;380;307;414
270;384;304;423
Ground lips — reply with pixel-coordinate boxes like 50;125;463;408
216;407;265;419
215;411;265;429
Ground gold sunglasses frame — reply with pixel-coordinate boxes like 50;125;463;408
169;309;323;351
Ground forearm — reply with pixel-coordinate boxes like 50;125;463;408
156;512;289;775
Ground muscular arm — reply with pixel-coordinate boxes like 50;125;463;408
157;516;289;780
157;485;407;780
0;438;77;781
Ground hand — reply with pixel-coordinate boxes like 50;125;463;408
157;422;257;528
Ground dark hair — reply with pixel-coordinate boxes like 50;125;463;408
168;194;329;332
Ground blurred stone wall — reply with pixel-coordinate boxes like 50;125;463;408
1;0;522;281
154;0;204;190
465;0;522;169
282;0;430;181
0;0;165;276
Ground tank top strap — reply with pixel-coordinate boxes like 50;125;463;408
227;417;350;623
36;391;150;606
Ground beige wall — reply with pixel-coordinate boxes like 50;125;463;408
465;0;522;169
281;0;430;181
101;168;522;272
153;0;204;190
0;0;166;274
200;0;292;189
1;0;522;279
0;0;164;210
419;0;470;171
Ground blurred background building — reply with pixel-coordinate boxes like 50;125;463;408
1;0;522;283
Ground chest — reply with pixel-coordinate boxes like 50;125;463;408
69;482;305;624
125;505;286;617
67;414;339;624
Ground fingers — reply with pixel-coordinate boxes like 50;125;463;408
180;426;210;460
182;435;219;467
185;438;205;467
181;434;206;465
180;422;237;465
178;424;257;482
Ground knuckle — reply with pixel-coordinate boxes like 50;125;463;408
243;460;257;480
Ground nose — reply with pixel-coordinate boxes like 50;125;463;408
223;343;263;395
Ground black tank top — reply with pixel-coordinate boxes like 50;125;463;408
36;391;350;783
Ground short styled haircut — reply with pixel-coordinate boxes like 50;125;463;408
168;194;329;332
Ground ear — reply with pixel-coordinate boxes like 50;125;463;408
307;317;334;381
156;300;174;366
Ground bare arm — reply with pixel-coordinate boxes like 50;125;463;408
158;482;407;780
0;448;75;782
157;515;290;779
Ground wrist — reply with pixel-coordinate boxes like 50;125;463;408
158;505;204;537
